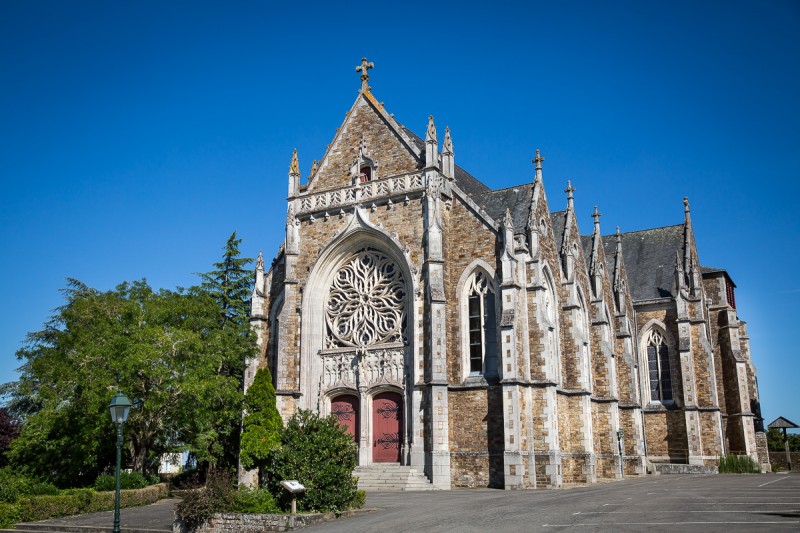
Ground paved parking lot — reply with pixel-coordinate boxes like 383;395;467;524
309;472;800;532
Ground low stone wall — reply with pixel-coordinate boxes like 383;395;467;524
173;511;338;533
654;464;718;475
769;451;800;471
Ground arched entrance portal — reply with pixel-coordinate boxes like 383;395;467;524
372;391;402;463
331;394;359;443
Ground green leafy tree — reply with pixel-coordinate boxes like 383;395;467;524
5;278;250;486
767;428;800;452
266;410;358;513
239;367;283;480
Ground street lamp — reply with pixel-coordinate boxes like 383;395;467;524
108;391;132;533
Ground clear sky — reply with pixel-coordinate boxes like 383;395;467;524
1;1;798;427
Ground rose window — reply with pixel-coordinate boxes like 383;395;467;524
325;248;406;348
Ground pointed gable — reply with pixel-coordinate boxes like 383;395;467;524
602;225;683;301
307;92;422;193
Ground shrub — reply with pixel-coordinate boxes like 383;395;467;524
351;490;366;509
15;484;167;523
0;468;58;503
266;410;358;513
230;487;280;514
93;471;152;491
170;469;205;490
718;454;760;473
0;503;20;529
240;368;283;477
175;470;234;526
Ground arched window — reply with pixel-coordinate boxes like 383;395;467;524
576;290;592;390
360;165;372;183
542;270;561;384
464;270;497;375
645;328;672;402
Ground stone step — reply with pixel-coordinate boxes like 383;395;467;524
354;464;433;491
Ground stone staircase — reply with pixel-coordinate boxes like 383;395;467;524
354;464;435;491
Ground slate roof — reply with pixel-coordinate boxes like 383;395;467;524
550;211;567;248
476;185;533;231
398;124;491;198
600;224;684;301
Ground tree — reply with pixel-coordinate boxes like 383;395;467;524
0;408;20;467
239;367;283;481
767;428;800;452
266;410;358;513
191;231;255;470
198;231;253;328
5;278;251;486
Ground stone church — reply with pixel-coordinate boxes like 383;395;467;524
242;59;763;489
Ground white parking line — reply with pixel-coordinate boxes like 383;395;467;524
759;477;790;487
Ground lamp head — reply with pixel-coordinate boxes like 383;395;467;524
108;391;132;425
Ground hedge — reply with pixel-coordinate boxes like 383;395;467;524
0;484;168;528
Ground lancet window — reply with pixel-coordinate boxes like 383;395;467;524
325;248;406;349
465;270;497;375
645;328;673;402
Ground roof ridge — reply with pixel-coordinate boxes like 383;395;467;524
603;223;683;237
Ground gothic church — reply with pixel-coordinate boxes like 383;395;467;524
243;59;762;489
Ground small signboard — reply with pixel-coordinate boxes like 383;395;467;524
280;480;306;494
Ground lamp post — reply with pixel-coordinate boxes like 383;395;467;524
108;391;132;533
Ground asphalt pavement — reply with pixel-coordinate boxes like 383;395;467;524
308;472;800;532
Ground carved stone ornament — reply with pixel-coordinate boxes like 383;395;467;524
325;248;406;348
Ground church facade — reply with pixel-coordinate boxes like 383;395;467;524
243;60;762;489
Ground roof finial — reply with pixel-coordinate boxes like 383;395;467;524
591;205;602;229
289;148;299;175
533;149;544;170
615;226;621;243
564;180;576;210
256;250;264;271
684;196;690;213
309;160;318;178
426;115;437;144
442;127;453;155
355;57;374;92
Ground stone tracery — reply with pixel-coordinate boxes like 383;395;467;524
325;248;406;348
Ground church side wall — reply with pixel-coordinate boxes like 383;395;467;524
443;195;503;488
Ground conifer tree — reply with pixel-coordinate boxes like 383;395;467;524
239;367;283;483
198;231;253;328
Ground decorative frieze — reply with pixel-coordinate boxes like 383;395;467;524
298;173;424;215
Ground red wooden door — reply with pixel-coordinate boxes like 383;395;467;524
372;391;402;462
331;395;359;443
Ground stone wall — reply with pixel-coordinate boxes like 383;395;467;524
769;451;800;471
174;512;338;533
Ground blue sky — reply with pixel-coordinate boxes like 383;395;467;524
1;1;798;428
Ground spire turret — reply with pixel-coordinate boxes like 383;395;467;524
441;127;454;179
589;205;603;297
425;115;438;168
288;148;300;197
613;226;627;314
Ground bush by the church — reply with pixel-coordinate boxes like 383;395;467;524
175;469;235;526
93;471;159;491
718;454;760;473
265;410;359;513
230;486;280;514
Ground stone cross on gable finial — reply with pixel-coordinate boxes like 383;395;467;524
592;205;602;224
564;180;576;199
533;149;545;169
356;57;374;92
